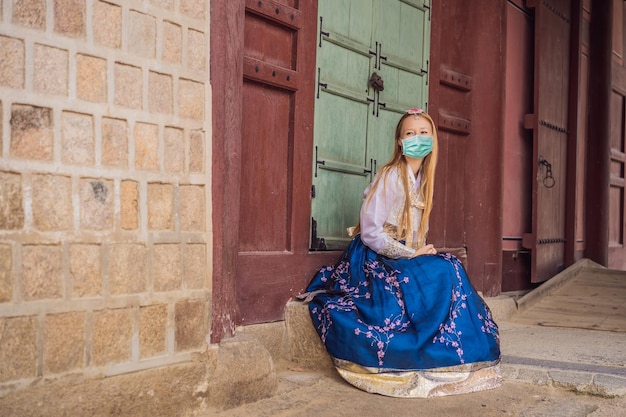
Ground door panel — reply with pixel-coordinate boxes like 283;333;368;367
524;0;570;282
312;0;430;250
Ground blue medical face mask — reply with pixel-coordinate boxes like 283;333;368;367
401;135;433;159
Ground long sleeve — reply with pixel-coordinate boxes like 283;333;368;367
359;169;417;259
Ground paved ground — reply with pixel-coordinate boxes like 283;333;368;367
207;364;626;417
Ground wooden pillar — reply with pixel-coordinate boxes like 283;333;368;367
584;0;612;266
210;0;244;343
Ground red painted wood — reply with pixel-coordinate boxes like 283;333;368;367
236;0;324;325
585;0;612;267
430;1;505;295
210;0;245;342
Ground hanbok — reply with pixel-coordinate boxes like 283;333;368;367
302;166;501;397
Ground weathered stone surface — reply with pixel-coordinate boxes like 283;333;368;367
12;0;46;30
150;0;174;10
21;244;63;300
0;171;24;230
34;44;68;95
91;308;133;366
79;178;113;230
179;79;204;120
31;174;72;231
44;312;85;374
189;129;205;173
10;104;53;161
162;21;182;63
0;316;37;382
183;243;207;289
175;299;207;351
114;63;142;109
139;304;167;358
69;243;101;297
128;10;155;59
93;0;121;48
0;360;210;416
164;127;183;173
187;29;206;71
180;0;205;20
62;111;94;165
120;180;138;230
76;54;106;102
152;243;182;292
101;117;128;168
179;185;205;231
284;301;333;370
134;122;159;170
0;35;25;89
108;243;147;295
148;71;173;114
147;183;173;230
0;244;12;302
207;333;277;410
54;0;85;38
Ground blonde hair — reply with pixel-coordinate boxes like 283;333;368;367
356;111;438;247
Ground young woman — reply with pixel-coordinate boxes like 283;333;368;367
302;108;501;398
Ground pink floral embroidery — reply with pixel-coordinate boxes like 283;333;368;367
406;107;424;115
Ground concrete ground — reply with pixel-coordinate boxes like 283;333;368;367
206;260;626;417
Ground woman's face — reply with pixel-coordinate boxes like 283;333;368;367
397;115;433;148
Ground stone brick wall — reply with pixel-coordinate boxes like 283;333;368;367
0;0;211;391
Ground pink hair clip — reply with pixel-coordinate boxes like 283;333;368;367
406;107;424;115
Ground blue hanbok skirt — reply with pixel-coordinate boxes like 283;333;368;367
303;236;501;397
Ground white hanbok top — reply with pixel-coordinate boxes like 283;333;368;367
359;165;426;259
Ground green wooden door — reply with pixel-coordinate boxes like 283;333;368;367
311;0;430;250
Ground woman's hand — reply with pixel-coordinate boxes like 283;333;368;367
412;244;437;257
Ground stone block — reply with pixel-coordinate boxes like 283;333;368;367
175;299;207;351
152;243;182;292
62;111;94;165
183;243;207;289
79;178;113;230
164;127;183;173
128;10;156;59
147;183;173;230
148;71;172;114
44;312;85;374
120;180;138;230
93;0;121;48
150;0;174;10
77;54;107;102
12;0;46;30
162;21;182;64
54;0;85;38
114;63;142;109
139;304;167;358
31;174;72;231
34;43;68;95
179;185;205;231
206;333;277;410
0;35;25;89
10;104;53;161
21;244;63;300
0;316;37;382
134;122;159;170
108;243;147;295
69;243;101;297
284;301;334;371
189;129;204;173
187;29;206;71
0;171;24;230
91;308;133;366
180;0;205;20
102;117;128;168
179;79;204;120
0;244;12;302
